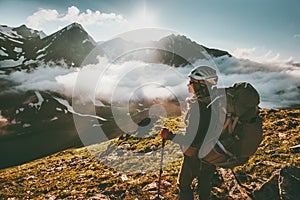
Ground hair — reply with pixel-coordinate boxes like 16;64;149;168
193;82;210;97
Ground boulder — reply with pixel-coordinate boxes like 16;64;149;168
253;166;300;200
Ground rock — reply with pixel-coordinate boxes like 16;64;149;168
279;166;300;200
150;194;164;200
143;182;158;192
253;172;280;199
121;174;128;182
217;168;252;200
253;166;300;200
142;180;172;192
90;193;110;200
117;143;130;150
290;144;300;153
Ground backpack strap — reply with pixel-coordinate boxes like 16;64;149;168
229;116;239;133
216;140;234;157
222;114;239;134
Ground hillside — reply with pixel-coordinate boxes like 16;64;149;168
0;109;299;199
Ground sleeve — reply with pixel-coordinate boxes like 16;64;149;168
172;101;211;148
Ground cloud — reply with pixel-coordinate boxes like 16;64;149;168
232;47;295;65
2;57;190;105
232;47;256;59
4;63;77;92
27;9;59;29
294;34;300;38
2;53;300;109
212;55;300;108
26;6;127;30
56;57;190;103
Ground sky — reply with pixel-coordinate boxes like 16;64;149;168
0;0;300;62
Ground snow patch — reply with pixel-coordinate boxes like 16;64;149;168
14;47;22;53
53;97;107;121
23;59;37;65
8;38;23;44
0;49;9;57
0;56;25;68
0;25;22;38
56;107;63;112
50;116;58;121
36;53;45;60
38;31;47;39
23;123;31;128
29;91;44;110
37;44;51;53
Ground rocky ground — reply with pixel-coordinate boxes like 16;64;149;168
0;109;299;199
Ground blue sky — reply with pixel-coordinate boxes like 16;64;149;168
1;0;300;62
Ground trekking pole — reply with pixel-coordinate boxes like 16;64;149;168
157;138;166;199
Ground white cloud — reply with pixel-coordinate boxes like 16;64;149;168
232;47;256;59
294;34;300;38
5;64;77;92
59;6;126;26
2;51;299;109
27;9;60;29
232;47;294;64
56;57;190;103
212;55;300;108
25;6;133;41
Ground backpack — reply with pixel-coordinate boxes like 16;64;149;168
202;82;263;168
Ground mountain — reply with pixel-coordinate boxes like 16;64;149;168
37;23;96;67
157;34;230;64
0;22;232;169
98;34;231;67
0;89;127;169
0;23;96;72
0;23;230;72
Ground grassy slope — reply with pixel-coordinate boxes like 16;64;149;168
0;109;299;199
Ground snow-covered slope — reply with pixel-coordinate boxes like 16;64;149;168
0;23;96;71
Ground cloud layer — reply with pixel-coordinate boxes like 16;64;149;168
2;52;300;109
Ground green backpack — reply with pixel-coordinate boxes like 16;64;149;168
203;82;263;168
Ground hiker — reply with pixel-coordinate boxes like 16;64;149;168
160;65;263;199
160;65;219;200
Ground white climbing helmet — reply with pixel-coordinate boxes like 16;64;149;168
188;65;218;85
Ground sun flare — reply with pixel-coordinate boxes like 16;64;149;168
130;4;158;28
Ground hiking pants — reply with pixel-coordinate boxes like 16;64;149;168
178;155;216;200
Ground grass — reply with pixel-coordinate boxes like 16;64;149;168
0;109;299;199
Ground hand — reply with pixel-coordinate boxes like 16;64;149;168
160;128;170;139
160;128;175;140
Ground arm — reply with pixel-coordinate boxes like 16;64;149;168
162;101;211;148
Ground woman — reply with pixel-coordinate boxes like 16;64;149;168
160;65;219;200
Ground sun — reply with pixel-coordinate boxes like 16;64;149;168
129;3;158;28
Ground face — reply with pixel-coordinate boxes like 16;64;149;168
187;79;207;95
188;83;195;94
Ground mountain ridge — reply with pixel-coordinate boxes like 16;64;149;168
0;22;231;71
0;23;96;70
